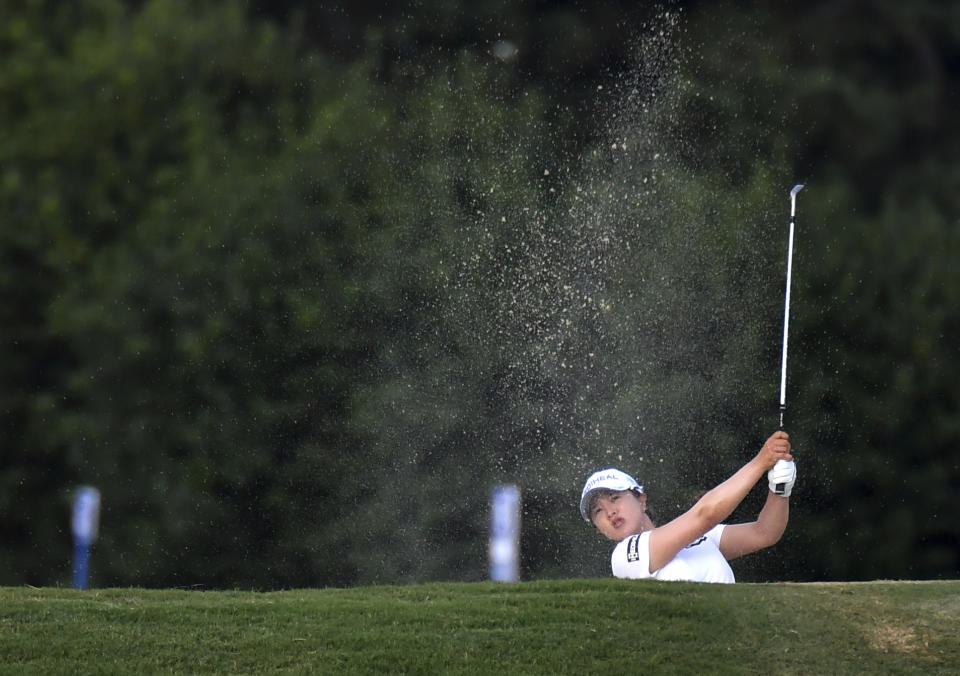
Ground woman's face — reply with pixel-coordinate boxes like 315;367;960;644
590;490;651;541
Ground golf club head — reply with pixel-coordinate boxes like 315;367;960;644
790;184;804;218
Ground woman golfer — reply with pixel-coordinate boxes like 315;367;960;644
580;430;796;583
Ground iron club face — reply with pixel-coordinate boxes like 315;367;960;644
790;184;804;218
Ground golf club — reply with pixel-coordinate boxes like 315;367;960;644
774;183;803;495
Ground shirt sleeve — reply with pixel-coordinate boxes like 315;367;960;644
610;532;653;579
705;523;726;548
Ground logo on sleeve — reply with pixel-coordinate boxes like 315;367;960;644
626;535;641;562
685;536;707;549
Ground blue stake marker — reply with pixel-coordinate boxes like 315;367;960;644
489;485;520;582
72;486;101;590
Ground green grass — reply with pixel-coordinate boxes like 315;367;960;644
2;580;958;674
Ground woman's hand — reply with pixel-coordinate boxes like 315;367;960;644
758;430;792;469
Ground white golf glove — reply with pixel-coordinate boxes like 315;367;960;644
768;459;796;497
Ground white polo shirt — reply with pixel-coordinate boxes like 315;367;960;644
610;524;735;584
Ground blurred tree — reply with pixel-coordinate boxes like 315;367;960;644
3;0;959;589
0;0;420;587
674;0;960;580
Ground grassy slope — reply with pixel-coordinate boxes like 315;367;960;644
1;580;958;674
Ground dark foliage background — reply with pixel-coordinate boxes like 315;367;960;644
2;0;957;587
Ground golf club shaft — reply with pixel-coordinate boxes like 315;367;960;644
779;218;795;427
779;184;803;427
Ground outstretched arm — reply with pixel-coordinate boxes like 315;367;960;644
719;490;790;560
647;431;792;573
